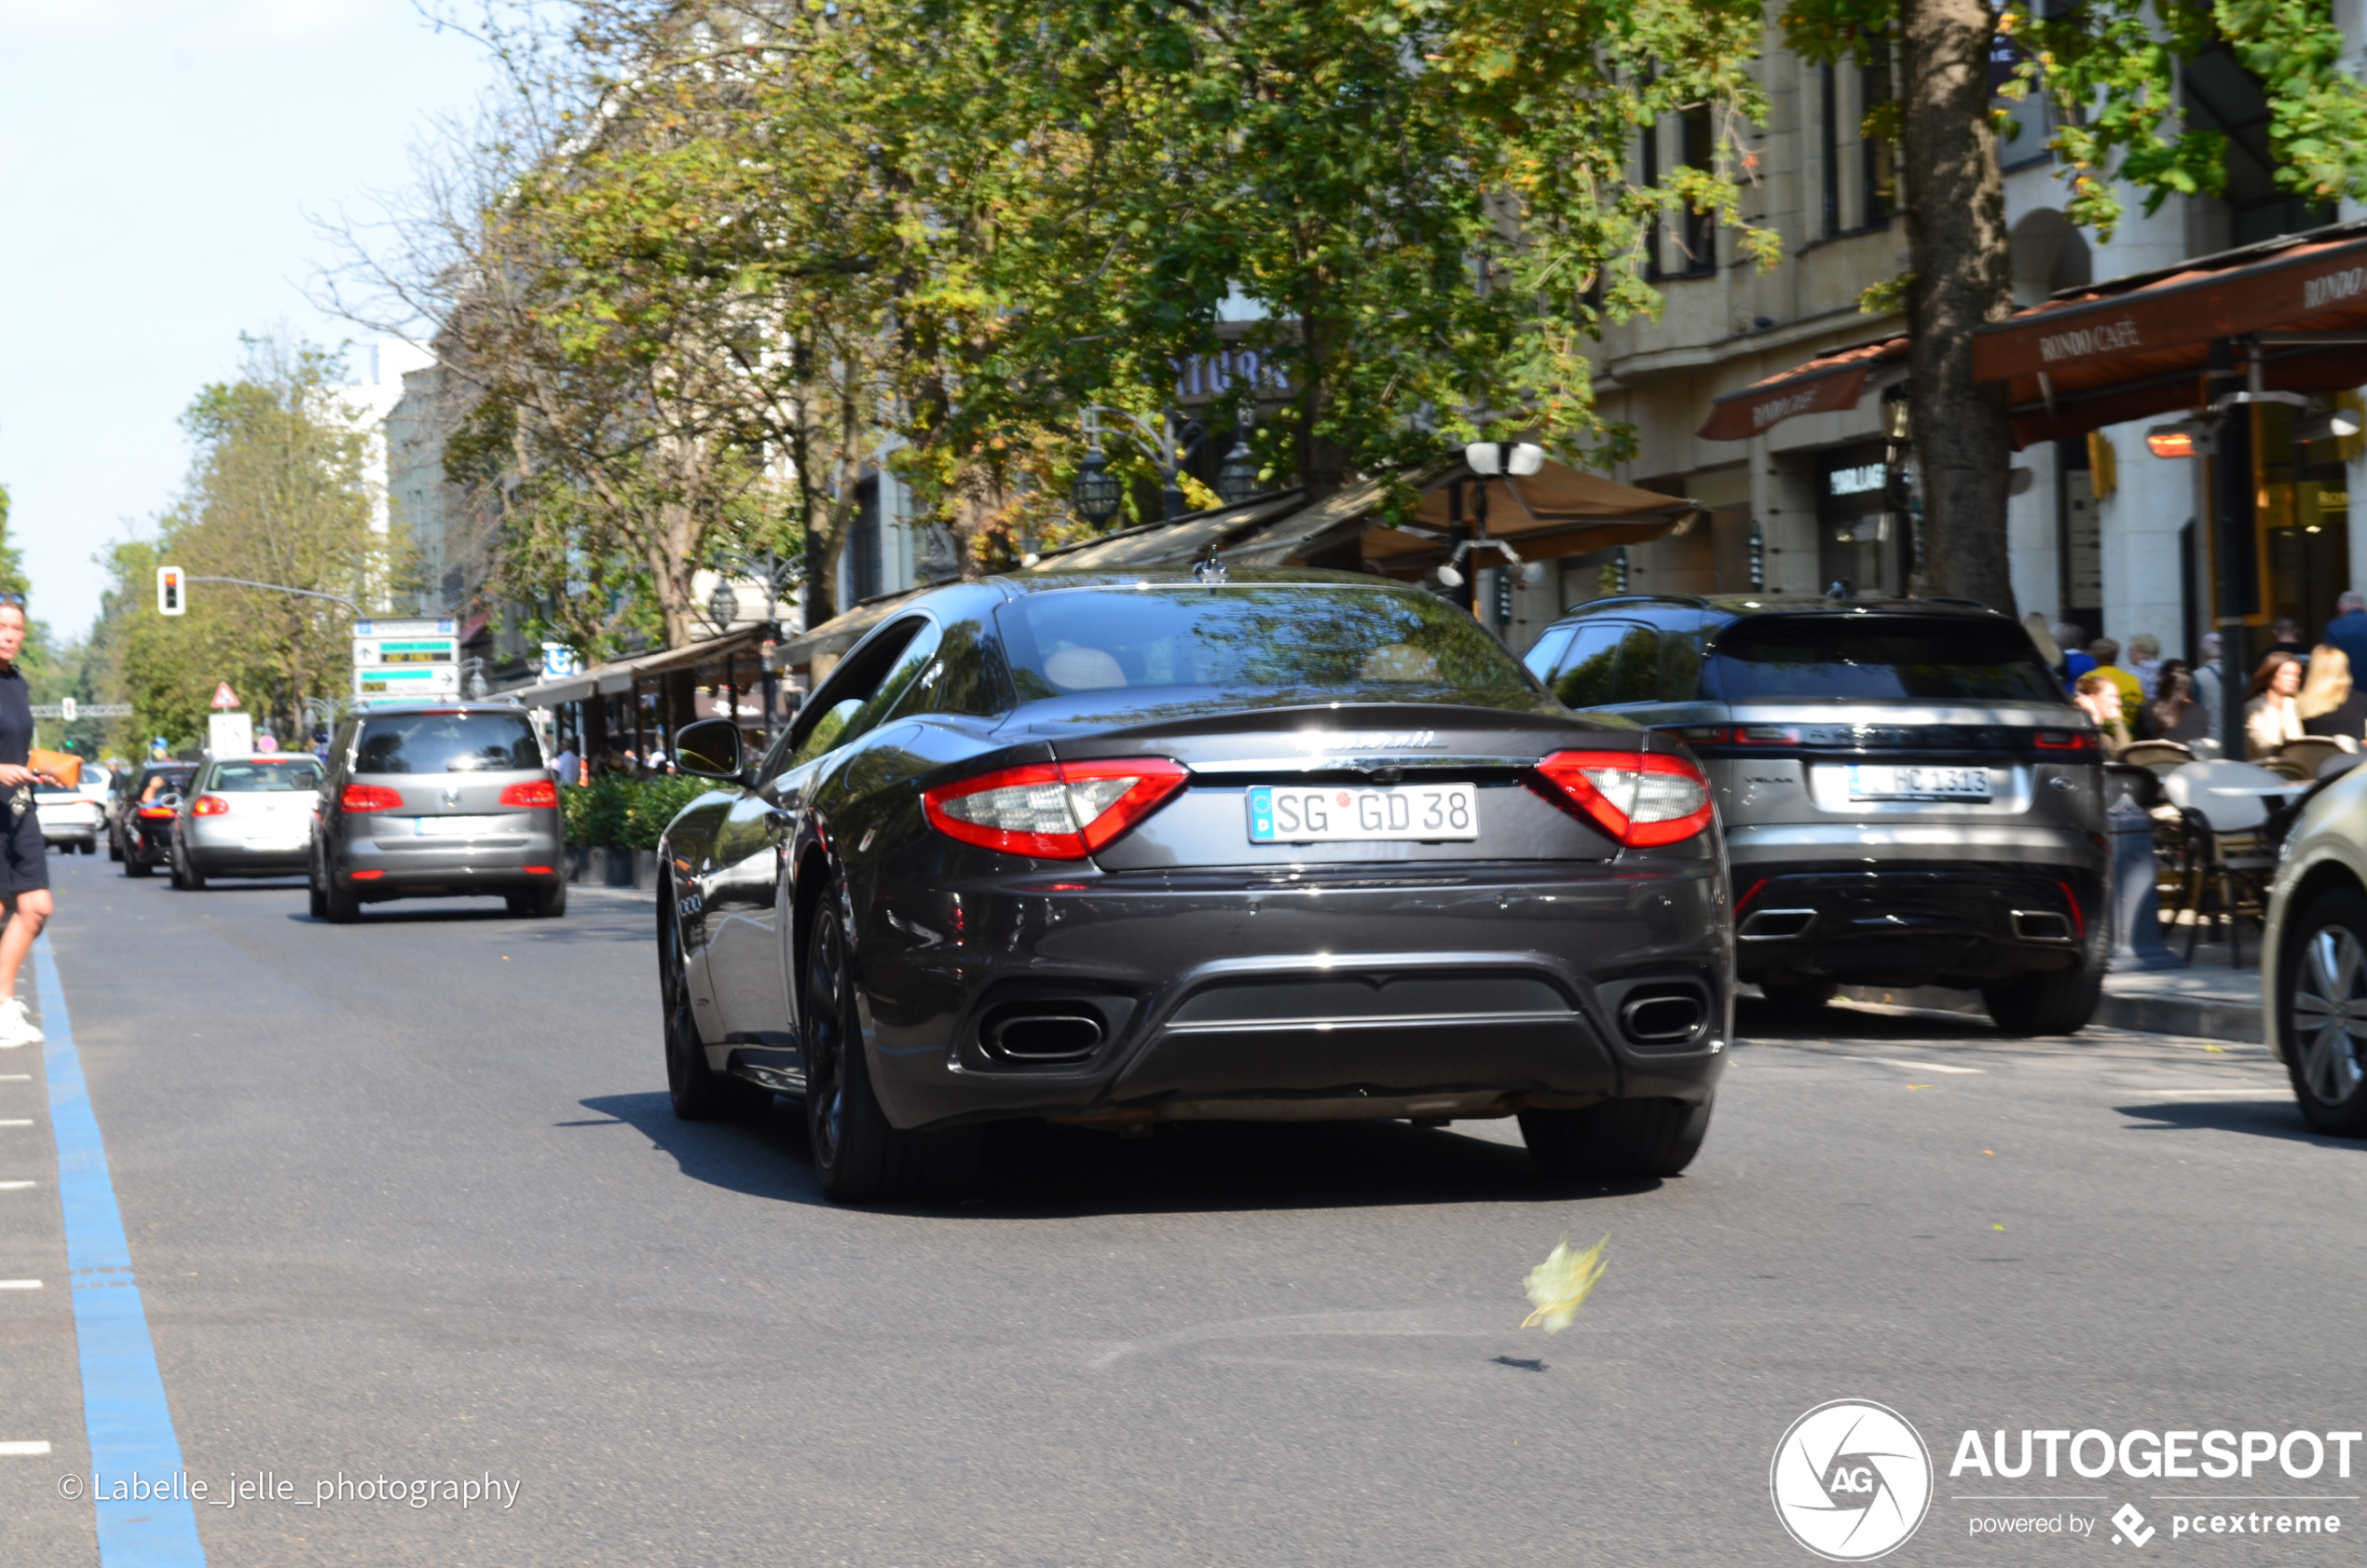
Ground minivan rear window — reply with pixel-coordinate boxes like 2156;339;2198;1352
211;759;324;792
997;585;1531;700
355;713;544;774
1709;618;2063;703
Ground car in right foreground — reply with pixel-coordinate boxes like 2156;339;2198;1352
2262;766;2367;1135
656;568;1732;1204
1524;593;2109;1034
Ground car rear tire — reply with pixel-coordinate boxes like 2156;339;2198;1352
1519;1097;1714;1179
323;877;360;924
1756;978;1836;1013
1981;960;2101;1037
508;884;567;919
124;844;153;879
801;894;979;1203
2277;887;2367;1138
170;843;204;891
107;833;122;862
308;868;328;920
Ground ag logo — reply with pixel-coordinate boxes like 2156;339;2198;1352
1771;1399;1933;1561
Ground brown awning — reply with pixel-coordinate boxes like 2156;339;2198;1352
1696;338;1909;441
1973;218;2367;446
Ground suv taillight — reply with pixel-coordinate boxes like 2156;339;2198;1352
923;758;1189;859
499;779;558;809
1533;750;1715;847
341;784;404;813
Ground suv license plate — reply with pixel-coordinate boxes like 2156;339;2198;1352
1248;784;1478;843
1846;765;1992;801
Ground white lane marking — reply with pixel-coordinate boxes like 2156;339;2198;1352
0;1119;31;1126
1859;1057;1983;1075
0;1180;32;1190
0;1073;27;1080
0;1279;38;1288
2129;1086;2288;1098
0;1441;51;1456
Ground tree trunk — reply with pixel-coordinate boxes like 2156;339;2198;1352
1898;0;2018;616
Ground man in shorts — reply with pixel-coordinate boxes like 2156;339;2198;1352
0;596;55;1048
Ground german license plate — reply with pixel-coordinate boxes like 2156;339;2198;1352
1248;783;1478;843
1846;765;1991;801
412;815;500;838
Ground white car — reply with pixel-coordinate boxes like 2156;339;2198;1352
34;779;104;853
2261;764;2367;1136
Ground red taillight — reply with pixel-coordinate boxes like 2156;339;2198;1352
192;795;230;817
499;779;558;809
923;757;1189;859
1532;749;1715;848
341;784;404;813
523;865;554;875
349;869;384;880
137;804;176;820
2033;729;2095;751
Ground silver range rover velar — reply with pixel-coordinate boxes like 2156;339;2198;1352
1526;594;2107;1035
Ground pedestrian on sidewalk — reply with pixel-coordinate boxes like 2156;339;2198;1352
2087;638;2145;729
2245;649;2306;758
0;597;56;1049
2298;645;2367;747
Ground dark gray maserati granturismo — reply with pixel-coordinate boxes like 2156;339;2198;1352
657;569;1732;1202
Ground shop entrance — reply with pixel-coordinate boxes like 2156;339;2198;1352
2258;402;2353;648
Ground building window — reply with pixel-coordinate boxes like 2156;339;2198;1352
1820;63;1840;239
1860;56;1895;225
1639;114;1662;280
1749;520;1767;592
1677;106;1717;276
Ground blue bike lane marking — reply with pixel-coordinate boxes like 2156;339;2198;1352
37;933;208;1566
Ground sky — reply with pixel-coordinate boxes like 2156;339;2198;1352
0;0;506;642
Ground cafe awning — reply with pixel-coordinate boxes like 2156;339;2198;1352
1696;337;1910;442
508;625;775;708
1971;216;2367;446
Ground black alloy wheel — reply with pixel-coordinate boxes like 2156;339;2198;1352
800;891;979;1204
662;892;768;1121
2280;888;2367;1137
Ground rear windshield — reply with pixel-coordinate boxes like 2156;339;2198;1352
355;713;543;774
996;585;1532;700
137;770;194;799
1710;618;2063;703
209;759;324;792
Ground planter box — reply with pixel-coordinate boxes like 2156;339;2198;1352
566;847;661;889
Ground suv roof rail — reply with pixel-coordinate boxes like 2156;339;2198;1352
1561;593;1710;614
1923;595;1991;611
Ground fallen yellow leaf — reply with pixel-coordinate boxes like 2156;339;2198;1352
1522;1234;1609;1333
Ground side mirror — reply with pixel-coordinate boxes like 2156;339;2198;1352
673;718;745;780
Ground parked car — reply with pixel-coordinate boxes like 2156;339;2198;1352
1523;593;2108;1034
657;568;1732;1203
116;763;198;877
167;755;328;890
309;703;567;922
2261;767;2367;1136
34;778;103;853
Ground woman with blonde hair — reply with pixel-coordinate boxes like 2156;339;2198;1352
2298;644;2367;747
2245;650;2306;758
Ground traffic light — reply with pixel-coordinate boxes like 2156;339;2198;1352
157;566;185;616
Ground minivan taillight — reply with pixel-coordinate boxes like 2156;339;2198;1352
923;758;1189;859
1533;750;1715;847
499;779;558;809
341;784;404;813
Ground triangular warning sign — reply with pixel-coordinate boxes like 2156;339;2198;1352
211;682;239;710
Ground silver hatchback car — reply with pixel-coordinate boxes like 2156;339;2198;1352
170;754;326;888
1526;594;2108;1034
309;703;567;921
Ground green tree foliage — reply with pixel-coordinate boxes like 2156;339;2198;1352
91;335;399;751
358;0;1772;632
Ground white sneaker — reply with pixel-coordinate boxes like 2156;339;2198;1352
0;997;42;1049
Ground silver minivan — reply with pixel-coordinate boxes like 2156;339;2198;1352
1525;594;2107;1033
309;703;567;921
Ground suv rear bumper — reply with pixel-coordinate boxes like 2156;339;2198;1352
1733;863;2102;989
1726;821;2102;871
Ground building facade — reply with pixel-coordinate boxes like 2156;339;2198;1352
1487;17;2367;665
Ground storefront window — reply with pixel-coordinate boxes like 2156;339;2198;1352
1816;442;1894;595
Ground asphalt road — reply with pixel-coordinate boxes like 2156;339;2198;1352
3;848;2363;1566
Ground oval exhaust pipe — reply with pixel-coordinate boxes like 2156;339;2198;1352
1620;990;1706;1045
981;1009;1105;1062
